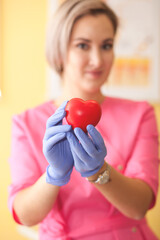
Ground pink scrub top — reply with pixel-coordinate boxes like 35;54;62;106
8;97;159;240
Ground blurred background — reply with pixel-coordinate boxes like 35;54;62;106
0;0;160;239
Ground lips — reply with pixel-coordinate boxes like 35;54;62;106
86;70;103;78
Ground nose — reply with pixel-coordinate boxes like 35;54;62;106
89;48;103;68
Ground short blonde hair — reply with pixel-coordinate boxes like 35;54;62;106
45;0;118;75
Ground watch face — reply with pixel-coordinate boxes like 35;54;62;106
97;170;109;184
99;175;109;184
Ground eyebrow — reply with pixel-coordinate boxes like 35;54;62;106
73;37;114;43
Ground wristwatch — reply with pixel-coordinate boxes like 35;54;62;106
86;163;111;184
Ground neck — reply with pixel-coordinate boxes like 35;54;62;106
54;81;105;107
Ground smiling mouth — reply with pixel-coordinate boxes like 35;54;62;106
86;71;103;78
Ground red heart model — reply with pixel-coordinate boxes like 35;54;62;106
65;98;102;132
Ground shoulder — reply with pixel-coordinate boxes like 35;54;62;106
102;96;154;118
101;96;157;135
12;101;56;130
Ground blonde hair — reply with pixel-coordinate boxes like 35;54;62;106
45;0;118;75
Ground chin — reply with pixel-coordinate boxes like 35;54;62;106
82;86;102;95
85;82;105;92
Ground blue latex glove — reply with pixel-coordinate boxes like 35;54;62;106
43;101;74;186
66;124;107;177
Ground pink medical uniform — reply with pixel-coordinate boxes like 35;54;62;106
8;97;159;240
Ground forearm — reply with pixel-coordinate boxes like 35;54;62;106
13;172;60;226
87;162;153;220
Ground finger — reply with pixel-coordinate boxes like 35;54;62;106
46;110;66;128
55;100;68;113
46;101;68;128
74;127;97;157
66;135;85;167
66;132;88;160
44;125;72;140
87;125;106;152
43;132;66;152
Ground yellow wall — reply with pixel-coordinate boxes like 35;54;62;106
0;0;160;239
0;0;46;239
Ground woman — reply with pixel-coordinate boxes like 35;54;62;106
8;0;159;239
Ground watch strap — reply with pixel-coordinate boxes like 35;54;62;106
86;163;111;184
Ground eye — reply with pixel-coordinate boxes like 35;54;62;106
102;43;113;50
77;43;89;50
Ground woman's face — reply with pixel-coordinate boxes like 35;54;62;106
62;14;115;94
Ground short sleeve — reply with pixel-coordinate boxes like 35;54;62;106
125;103;159;208
8;114;42;223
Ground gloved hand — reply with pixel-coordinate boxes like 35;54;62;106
66;124;107;177
43;101;74;186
